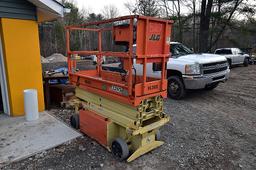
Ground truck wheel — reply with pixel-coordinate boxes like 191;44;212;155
167;76;186;100
70;114;80;129
243;58;249;67
111;138;129;161
228;59;232;68
205;82;219;90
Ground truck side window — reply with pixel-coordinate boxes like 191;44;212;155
237;49;243;55
215;49;232;55
153;63;162;71
153;63;167;72
171;45;179;56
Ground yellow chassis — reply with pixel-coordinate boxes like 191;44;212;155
75;87;170;162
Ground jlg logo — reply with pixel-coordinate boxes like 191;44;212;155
149;34;160;41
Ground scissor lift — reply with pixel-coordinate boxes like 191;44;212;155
66;15;173;162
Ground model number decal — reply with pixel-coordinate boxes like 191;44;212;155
148;85;158;91
111;85;123;93
111;85;128;96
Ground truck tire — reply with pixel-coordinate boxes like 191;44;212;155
205;82;219;90
227;59;232;68
167;76;186;100
243;58;249;67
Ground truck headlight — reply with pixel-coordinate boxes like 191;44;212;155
185;63;201;75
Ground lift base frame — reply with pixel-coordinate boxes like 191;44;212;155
76;87;170;162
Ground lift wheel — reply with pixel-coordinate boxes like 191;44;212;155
70;114;80;129
111;138;130;161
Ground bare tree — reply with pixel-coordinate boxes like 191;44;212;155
39;0;256;57
124;1;137;14
199;0;213;52
209;0;244;51
125;0;160;17
158;0;188;42
101;5;119;19
192;0;196;50
198;0;247;52
175;0;183;42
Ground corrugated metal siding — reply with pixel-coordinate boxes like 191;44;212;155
0;0;36;20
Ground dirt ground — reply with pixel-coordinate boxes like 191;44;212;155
2;65;256;170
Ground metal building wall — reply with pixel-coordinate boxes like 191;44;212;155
0;0;36;20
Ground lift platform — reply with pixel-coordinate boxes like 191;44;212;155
66;15;173;162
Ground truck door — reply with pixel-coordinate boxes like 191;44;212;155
232;48;240;64
133;59;161;79
237;49;245;63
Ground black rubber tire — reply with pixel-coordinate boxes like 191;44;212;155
243;58;249;67
248;58;253;65
205;82;219;90
70;114;80;129
167;76;186;100
111;138;129;161
155;130;161;141
227;59;232;68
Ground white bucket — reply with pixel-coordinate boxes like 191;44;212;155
24;89;39;121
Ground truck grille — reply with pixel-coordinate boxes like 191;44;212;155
202;61;228;75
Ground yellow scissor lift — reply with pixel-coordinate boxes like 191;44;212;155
67;15;173;162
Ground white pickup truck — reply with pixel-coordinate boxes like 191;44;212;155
133;42;230;99
214;48;250;67
103;42;230;99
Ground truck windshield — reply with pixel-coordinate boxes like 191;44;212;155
171;43;193;57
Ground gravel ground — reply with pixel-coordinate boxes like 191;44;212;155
2;65;256;170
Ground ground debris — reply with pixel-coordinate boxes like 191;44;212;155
2;65;256;169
